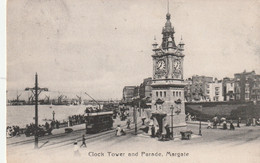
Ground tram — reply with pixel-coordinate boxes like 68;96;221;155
84;111;114;134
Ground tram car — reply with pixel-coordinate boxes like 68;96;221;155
84;111;114;134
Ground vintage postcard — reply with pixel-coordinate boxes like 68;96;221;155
5;0;260;163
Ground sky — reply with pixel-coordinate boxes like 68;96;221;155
6;0;260;100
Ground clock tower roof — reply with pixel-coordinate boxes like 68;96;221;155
161;3;177;50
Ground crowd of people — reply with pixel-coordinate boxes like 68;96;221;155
206;116;260;130
68;115;85;126
7;113;87;138
186;113;197;121
138;118;172;141
112;108;129;121
246;117;260;126
6;126;20;138
23;121;60;137
85;107;102;113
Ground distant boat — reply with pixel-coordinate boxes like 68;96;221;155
42;118;52;121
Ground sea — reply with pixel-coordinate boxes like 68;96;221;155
7;105;87;128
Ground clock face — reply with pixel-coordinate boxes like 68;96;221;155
157;60;166;70
173;60;182;78
155;59;166;78
173;60;181;71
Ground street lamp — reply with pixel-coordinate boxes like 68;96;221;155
170;105;174;139
130;96;139;135
199;106;202;136
25;73;48;149
52;110;55;121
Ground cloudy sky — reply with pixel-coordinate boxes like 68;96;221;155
7;0;260;100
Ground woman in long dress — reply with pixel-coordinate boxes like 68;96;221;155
116;125;121;136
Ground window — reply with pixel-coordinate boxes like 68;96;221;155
176;91;178;97
179;91;181;96
164;91;166;97
156;92;158;97
173;91;175;96
160;91;162;97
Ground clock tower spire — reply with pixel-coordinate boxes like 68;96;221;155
161;1;177;50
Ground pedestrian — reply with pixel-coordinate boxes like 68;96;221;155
165;124;171;139
116;125;121;136
55;120;60;129
80;135;87;148
73;141;81;157
51;121;55;129
246;118;251;126
188;113;191;121
16;126;20;136
237;117;241;128
45;122;49;130
223;120;227;130
252;118;256;126
207;120;212;129
126;119;131;129
256;118;260;126
213;116;218;129
230;121;235;130
151;125;155;138
141;114;146;125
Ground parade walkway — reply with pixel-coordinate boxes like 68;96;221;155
7;116;138;145
7;123;260;163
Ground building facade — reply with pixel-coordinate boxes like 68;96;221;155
151;10;186;133
139;77;152;99
234;70;256;101
190;75;213;101
223;77;235;101
207;79;224;101
122;86;136;103
251;74;260;102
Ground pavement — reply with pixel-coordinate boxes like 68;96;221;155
7;116;135;145
7;120;260;163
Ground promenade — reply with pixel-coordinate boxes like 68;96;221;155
7;121;260;163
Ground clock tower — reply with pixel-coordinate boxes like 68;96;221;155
151;10;187;135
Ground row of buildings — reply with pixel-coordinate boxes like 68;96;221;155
122;70;260;104
122;77;152;106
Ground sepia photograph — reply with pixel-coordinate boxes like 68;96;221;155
4;0;260;162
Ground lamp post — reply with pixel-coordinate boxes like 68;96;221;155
25;73;48;149
131;96;138;135
138;98;141;117
170;105;174;139
52;110;55;121
134;105;137;135
199;106;202;136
